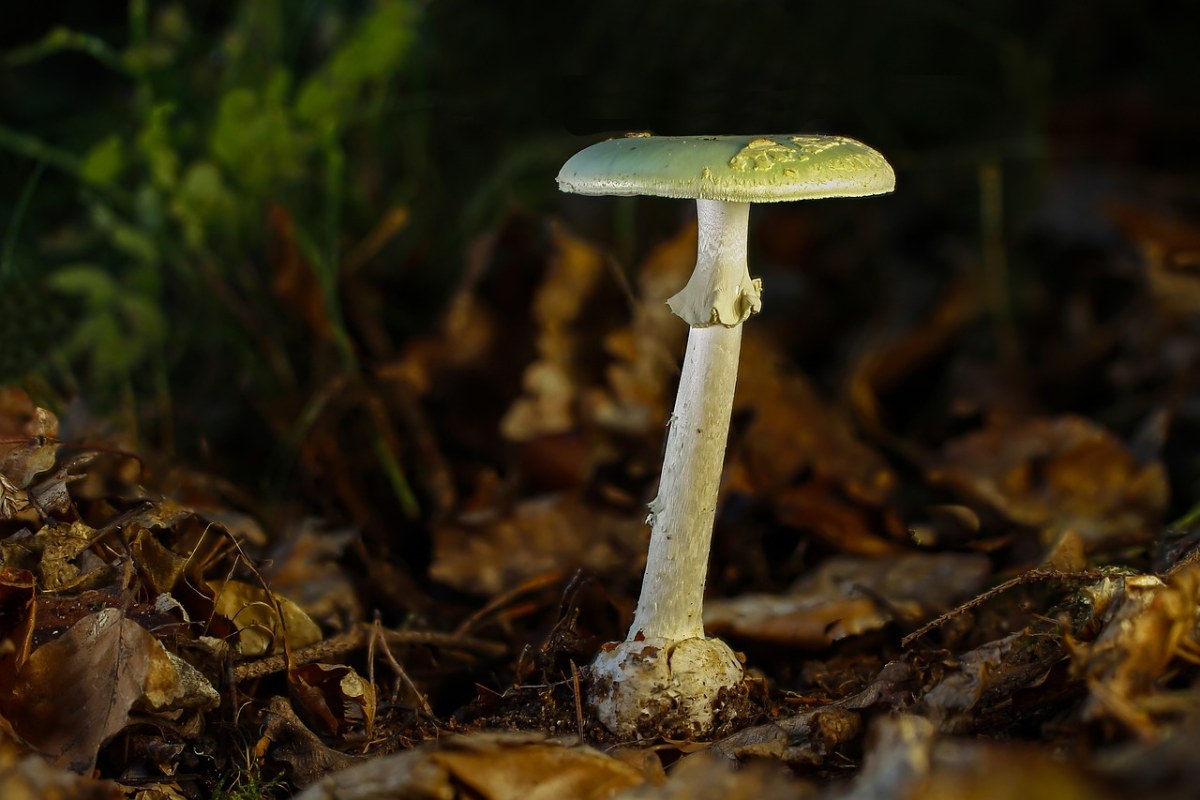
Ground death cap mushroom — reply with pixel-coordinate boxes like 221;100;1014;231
557;133;895;203
558;130;896;738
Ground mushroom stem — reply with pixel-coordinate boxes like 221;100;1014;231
629;198;757;642
590;198;754;738
632;322;742;640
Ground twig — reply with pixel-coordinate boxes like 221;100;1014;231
453;570;565;636
373;627;506;659
370;619;434;716
901;567;1108;648
570;660;585;746
231;623;505;682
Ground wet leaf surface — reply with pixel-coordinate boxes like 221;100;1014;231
1;607;214;773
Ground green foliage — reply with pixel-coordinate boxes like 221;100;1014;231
80;135;125;188
1;0;425;412
46;264;167;385
294;0;419;126
211;73;310;195
172;161;239;250
210;751;286;800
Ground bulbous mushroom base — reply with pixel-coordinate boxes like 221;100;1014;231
589;636;746;740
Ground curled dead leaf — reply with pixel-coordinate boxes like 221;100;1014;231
209;579;323;657
0;389;60;490
144;649;220;713
288;663;376;741
612;748;805;799
1;608;216;774
929;415;1167;548
1069;567;1200;738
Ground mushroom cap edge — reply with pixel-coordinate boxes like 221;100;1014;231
557;133;896;203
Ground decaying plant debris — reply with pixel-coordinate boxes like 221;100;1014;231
4;178;1200;799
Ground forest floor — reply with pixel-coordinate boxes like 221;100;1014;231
4;193;1200;800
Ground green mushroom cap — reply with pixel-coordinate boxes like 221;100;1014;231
557;133;895;203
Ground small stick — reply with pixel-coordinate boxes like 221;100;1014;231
232;624;505;682
371;619;434;716
901;567;1108;648
453;570;565;637
233;628;366;681
570;660;585;746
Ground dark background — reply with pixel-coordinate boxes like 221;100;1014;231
2;0;1199;509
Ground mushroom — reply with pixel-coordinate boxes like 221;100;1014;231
557;133;895;739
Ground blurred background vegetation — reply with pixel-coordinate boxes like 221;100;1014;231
2;0;1199;520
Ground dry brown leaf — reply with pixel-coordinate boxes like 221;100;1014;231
706;594;882;649
288;663;376;741
431;493;645;595
836;714;936;800
928;415;1167;548
1092;714;1200;799
0;565;34;615
1;729;121;800
705;553;989;648
258;695;361;790
834;714;1116;800
1;608;213;773
23;455;86;519
919;630;1066;733
144;648;220;713
431;737;642;800
586;221;695;435
390;281;498;395
122;783;191;800
12;521;100;592
907;738;1116;800
208;578;323;657
119;499;197;535
1069;567;1200;737
0;473;30;521
844;282;979;438
1107;200;1200;318
0;567;36;676
294;732;647;800
0;389;59;490
613;748;807;799
129;529;188;597
502;222;606;441
712;705;861;766
773;481;903;556
263;523;362;632
730;332;895;505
